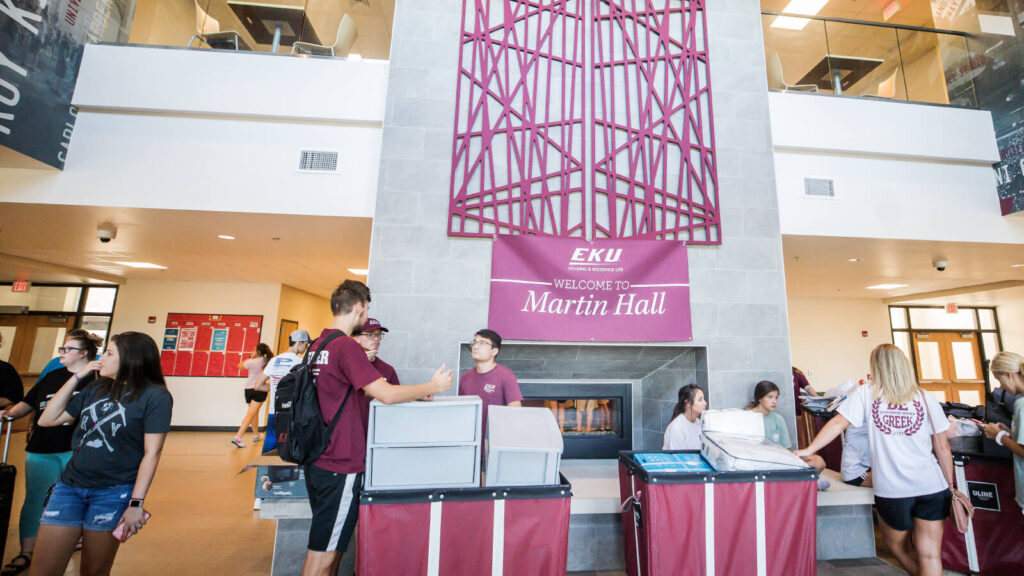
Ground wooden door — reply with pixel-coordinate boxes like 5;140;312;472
277;319;299;355
912;332;986;405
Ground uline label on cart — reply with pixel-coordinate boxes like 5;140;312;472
966;481;1000;511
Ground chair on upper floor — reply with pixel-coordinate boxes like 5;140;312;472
187;0;250;51
864;69;899;99
767;53;819;92
291;13;358;57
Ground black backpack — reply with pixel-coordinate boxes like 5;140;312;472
275;332;351;465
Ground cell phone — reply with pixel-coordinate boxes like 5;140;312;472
112;511;151;543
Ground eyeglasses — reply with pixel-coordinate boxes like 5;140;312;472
360;332;384;341
58;346;85;353
470;339;493;349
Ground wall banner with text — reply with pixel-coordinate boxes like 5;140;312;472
488;236;691;342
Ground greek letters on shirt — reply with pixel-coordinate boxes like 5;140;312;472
78;398;128;452
39;391;78;426
483;384;497;394
871;399;925;436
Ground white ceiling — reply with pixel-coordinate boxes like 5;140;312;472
0;203;372;297
783;234;1024;300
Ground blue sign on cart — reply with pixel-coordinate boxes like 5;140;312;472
633;452;715;473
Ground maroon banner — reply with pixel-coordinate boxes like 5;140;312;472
488;236;691;342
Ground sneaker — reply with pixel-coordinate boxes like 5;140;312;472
252;434;262;442
231;437;245;448
817;477;831;491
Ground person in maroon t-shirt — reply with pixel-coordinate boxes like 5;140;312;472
459;329;523;436
302;280;452;576
353;317;399;386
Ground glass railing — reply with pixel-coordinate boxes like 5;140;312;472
124;0;389;60
762;11;977;108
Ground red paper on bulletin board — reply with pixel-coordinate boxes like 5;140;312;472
160;313;263;377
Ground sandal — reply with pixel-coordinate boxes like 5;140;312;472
1;553;31;575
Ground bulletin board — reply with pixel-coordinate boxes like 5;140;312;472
160;313;263;377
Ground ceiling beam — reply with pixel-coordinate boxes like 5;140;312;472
883;280;1024;304
0;252;123;284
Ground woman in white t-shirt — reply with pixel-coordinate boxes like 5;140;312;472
981;351;1024;515
797;344;963;576
663;384;707;450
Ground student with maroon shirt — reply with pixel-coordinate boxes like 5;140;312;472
459;329;522;434
353;318;399;385
301;280;452;576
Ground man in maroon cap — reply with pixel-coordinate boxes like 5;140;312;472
353;318;399;386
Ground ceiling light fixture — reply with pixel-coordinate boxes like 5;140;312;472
1012;263;1024;268
121;262;168;270
848;257;863;262
218;235;236;240
866;283;908;290
348;268;369;275
771;0;829;30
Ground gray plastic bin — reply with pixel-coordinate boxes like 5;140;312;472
484;406;563;487
365;396;483;491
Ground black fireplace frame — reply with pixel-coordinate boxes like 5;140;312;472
519;382;633;459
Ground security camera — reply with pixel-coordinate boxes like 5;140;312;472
97;223;117;244
933;258;948;272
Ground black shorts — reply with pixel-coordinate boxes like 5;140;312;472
875;489;952;531
244;389;268;404
305;465;362;552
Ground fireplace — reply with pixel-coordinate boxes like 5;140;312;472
519;382;632;459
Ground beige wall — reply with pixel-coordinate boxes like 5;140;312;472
110;278;281;427
276;285;333;348
787;297;893;393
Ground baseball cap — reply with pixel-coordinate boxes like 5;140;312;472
289;329;311;343
361;318;389;333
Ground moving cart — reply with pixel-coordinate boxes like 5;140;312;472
619;451;818;576
357;477;571;576
941;437;1024;575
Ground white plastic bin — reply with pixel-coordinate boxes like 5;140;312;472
484;406;563;487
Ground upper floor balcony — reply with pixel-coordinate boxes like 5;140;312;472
762;10;979;107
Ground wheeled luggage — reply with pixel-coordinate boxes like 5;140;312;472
620;450;818;576
358;476;571;575
0;418;17;562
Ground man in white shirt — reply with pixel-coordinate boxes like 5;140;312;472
259;330;311;453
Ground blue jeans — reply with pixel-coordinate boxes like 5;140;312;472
40;481;134;531
21;451;72;539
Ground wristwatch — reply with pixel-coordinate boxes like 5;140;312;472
128;498;144;508
995;430;1010;447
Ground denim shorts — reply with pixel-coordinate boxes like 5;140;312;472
40;481;134;531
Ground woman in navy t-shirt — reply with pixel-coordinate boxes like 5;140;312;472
33;332;173;576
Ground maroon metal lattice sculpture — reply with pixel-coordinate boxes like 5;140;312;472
449;0;720;244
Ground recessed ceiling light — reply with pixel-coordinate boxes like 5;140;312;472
218;235;236;240
848;257;863;262
121;262;167;270
1012;263;1024;268
348;268;368;275
867;283;908;290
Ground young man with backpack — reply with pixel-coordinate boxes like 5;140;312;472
301;280;452;576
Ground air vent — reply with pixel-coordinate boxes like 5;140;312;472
298;150;339;173
803;177;836;198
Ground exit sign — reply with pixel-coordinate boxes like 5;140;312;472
11;281;30;293
946;303;959;314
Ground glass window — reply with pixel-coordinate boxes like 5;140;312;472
982;333;1001;360
0;286;81;312
890;307;907;329
80;317;112;352
959;390;982;406
29;327;67;373
916;340;944;380
978;308;997;330
951;341;979;380
908;307;976;330
893;331;912;360
84;287;118;313
0;326;16;363
925;389;947;403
